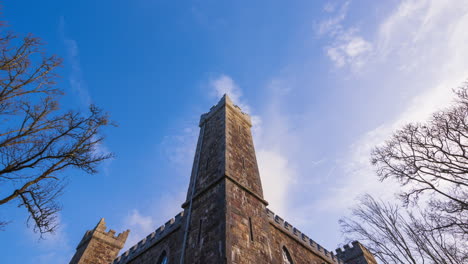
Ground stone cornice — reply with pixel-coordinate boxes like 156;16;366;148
182;173;268;209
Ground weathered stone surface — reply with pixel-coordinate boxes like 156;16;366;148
336;241;378;264
70;95;377;264
69;218;129;264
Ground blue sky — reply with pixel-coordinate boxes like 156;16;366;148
2;1;468;263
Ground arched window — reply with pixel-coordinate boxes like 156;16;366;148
282;246;294;264
157;251;168;264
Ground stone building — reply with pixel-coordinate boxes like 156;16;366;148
69;95;378;264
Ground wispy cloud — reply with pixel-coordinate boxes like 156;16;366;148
319;0;468;209
122;210;154;249
160;124;198;176
317;1;350;36
318;1;372;70
59;17;113;174
59;17;92;107
210;74;251;114
323;2;337;13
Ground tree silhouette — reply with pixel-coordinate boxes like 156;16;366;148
0;27;113;235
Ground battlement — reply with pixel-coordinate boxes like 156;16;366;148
266;209;344;264
336;241;377;264
76;218;129;250
113;211;185;264
199;94;252;127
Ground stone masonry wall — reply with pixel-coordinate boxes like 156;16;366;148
182;99;228;264
269;225;333;264
126;227;182;264
183;182;227;263
113;212;184;264
226;180;272;264
224;102;263;199
70;219;129;264
223;96;272;264
74;238;122;264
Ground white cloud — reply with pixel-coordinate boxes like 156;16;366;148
126;210;154;233
323;2;337;13
257;149;295;214
123;210;155;249
321;0;468;209
343;37;372;58
317;1;350;36
326;35;372;68
210;74;251;113
318;2;372;69
211;74;241;100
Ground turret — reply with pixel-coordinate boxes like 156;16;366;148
69;218;130;264
336;241;378;264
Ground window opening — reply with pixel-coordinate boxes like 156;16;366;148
249;217;254;242
197;219;203;245
157;251;168;264
282;246;294;264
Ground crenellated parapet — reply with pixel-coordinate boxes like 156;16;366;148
113;211;184;264
76;218;129;252
336;241;378;264
199;94;252;127
266;209;344;264
70;218;129;264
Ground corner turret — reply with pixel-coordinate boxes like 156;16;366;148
336;241;377;264
69;218;130;264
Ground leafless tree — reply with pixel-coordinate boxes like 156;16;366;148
342;84;468;263
371;84;468;236
340;195;467;264
0;28;113;235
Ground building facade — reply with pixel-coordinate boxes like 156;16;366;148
70;95;378;264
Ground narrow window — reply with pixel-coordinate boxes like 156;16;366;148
282;246;294;264
238;124;242;134
205;156;210;171
157;251;168;264
197;219;203;245
249;217;254;242
242;157;245;170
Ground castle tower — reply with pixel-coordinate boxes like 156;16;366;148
336;241;378;264
69;218;129;264
70;95;378;264
180;95;271;263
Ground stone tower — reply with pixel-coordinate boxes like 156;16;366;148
71;95;378;264
69;218;129;264
336;241;378;264
180;94;271;263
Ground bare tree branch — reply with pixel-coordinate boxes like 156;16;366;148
340;195;467;264
0;25;113;235
371;82;468;235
